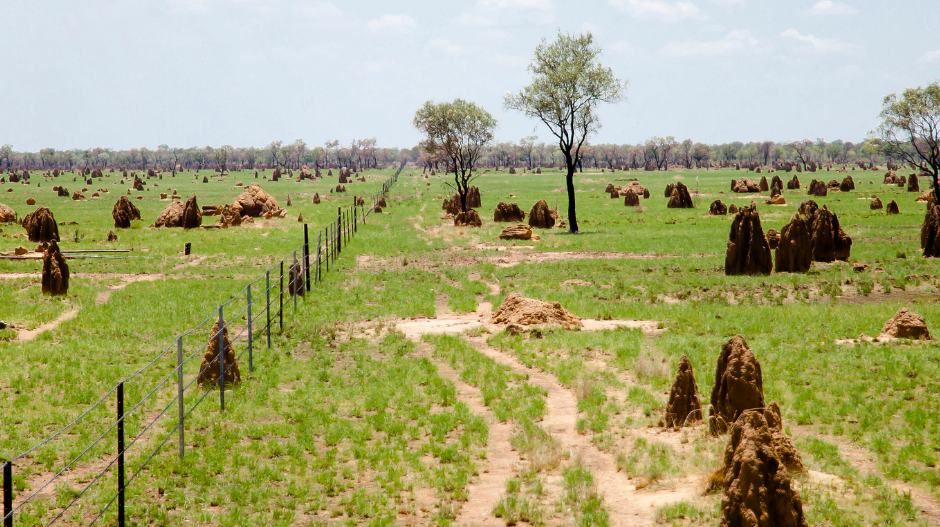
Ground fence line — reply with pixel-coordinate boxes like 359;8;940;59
1;167;401;527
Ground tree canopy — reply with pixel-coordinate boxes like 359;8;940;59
876;81;940;195
413;98;497;212
504;31;627;233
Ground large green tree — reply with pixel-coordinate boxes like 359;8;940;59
876;81;940;197
504;31;626;233
413;99;497;212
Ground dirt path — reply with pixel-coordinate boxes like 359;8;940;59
15;307;80;342
95;274;165;305
792;427;940;525
170;255;208;271
464;335;702;526
414;342;522;527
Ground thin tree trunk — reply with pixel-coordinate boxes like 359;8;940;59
566;161;579;233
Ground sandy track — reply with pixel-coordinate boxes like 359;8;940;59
414;342;522;527
465;335;701;526
15;307;80;342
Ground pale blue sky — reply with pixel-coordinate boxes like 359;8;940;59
3;0;938;151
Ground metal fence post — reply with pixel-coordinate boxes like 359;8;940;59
265;271;271;349
117;382;125;527
303;224;311;293
292;250;298;312
247;284;253;374
336;208;342;255
279;262;284;332
3;461;12;527
325;228;330;273
177;336;184;460
218;306;225;413
317;233;322;283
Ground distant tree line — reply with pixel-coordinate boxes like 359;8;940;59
409;137;901;173
0;138;399;174
0;136;920;175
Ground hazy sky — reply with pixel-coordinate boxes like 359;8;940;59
4;0;938;151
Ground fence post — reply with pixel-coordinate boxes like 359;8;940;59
279;262;284;332
336;208;342;255
292;250;298;313
303;224;311;293
247;284;253;374
265;271;271;350
325;228;329;273
3;461;12;527
317;233;322;283
177;336;184;460
354;201;358;232
218;306;225;413
117;382;125;527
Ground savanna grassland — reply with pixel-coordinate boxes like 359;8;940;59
1;164;940;526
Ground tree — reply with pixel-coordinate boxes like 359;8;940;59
39;148;55;168
519;135;538;169
0;144;12;170
680;139;693;169
877;82;940;197
757;141;773;166
214;145;232;172
413;98;497;212
789;139;812;171
504;32;626;233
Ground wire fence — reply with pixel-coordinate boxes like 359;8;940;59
1;167;401;527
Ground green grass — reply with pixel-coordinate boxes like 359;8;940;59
3;165;940;524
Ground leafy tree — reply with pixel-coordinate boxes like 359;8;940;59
0;144;13;170
413;98;497;212
519;135;538;169
504;31;626;233
876;81;940;196
789;139;812;171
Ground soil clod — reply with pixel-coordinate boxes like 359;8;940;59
491;292;581;329
880;308;930;340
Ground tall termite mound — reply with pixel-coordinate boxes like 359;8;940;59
288;262;305;296
811;206;852;262
623;189;640;206
661;355;702;428
725;204;772;275
667;181;693;208
775;213;813;273
717;410;808;527
921;203;940;257
467;186;482;208
182;194;202;229
197;318;242;388
42;240;69;296
111;196;141;229
528;199;555;229
22;206;59;242
709;335;765;434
